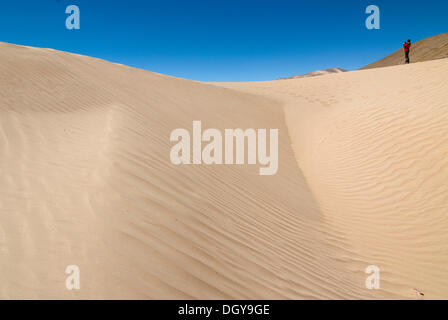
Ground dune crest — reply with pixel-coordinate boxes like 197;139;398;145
361;32;448;69
0;42;378;299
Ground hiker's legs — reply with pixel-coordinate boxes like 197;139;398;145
405;51;410;64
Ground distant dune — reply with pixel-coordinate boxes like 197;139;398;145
361;32;448;69
278;68;348;80
1;41;448;299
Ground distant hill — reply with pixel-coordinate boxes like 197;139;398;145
361;32;448;70
278;68;348;80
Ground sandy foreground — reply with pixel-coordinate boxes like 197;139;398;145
0;42;447;299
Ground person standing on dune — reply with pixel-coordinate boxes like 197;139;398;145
403;39;411;64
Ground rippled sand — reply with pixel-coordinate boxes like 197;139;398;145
1;42;447;299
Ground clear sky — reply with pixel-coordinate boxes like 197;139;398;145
0;0;446;81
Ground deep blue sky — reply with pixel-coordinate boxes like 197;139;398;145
0;0;446;81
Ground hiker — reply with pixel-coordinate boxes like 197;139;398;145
403;39;411;64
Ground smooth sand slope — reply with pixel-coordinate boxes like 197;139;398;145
362;32;448;70
0;42;376;299
1;42;447;299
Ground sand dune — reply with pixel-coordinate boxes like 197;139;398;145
278;68;348;80
362;32;448;69
216;58;448;299
1;42;447;299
